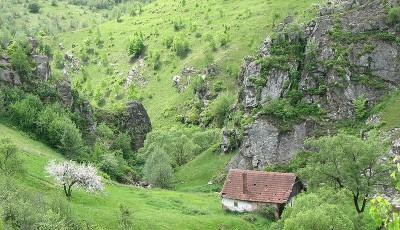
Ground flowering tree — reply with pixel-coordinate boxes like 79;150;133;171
46;160;104;199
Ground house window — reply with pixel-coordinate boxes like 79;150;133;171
234;201;238;207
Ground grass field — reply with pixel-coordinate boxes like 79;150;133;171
0;123;271;229
371;90;400;130
49;0;319;128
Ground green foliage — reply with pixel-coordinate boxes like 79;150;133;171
207;93;234;128
119;204;133;230
8;45;32;80
370;197;400;230
261;99;322;127
172;36;190;58
388;7;400;25
301;132;393;213
143;148;173;188
28;2;41;14
257;206;276;221
353;96;367;121
10;95;43;130
0;138;22;176
128;33;145;58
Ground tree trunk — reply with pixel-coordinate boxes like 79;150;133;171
353;192;367;213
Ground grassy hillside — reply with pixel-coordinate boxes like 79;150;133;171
50;0;319;128
0;123;271;229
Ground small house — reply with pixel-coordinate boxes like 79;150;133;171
220;169;304;219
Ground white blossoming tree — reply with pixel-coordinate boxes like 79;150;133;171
46;160;104;199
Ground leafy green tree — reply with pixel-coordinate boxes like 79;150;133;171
301;132;392;213
128;32;145;58
10;95;43;130
143;149;173;188
172;37;190;58
9;45;32;80
0;138;22;176
28;3;41;13
353;96;367;120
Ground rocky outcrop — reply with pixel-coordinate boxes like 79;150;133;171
0;56;21;86
122;101;152;150
63;53;81;77
229;119;315;169
32;55;51;81
58;81;73;108
125;58;146;88
73;99;97;146
221;129;240;153
232;0;400;170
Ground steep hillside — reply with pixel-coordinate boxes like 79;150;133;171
49;0;319;128
0;123;271;229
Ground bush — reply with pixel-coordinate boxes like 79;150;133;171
128;33;145;58
207;93;234;128
172;37;190;58
0;138;22;176
164;36;174;49
257;206;277;221
353;96;367;121
8;45;32;80
48;116;85;159
388;7;400;25
10;95;43;130
28;3;41;13
143;149;173;188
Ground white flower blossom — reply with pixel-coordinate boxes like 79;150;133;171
46;160;103;198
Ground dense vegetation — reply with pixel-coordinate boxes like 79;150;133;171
1;0;400;229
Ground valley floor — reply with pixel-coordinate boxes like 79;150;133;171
0;123;270;229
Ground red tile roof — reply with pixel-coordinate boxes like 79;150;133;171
221;169;298;204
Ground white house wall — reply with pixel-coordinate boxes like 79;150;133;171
221;197;258;212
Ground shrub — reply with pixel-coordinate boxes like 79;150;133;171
172;37;190;58
128;33;145;58
0;138;22;176
164;36;174;49
28;3;40;13
207;93;234;127
48;116;85;159
257;206;277;221
353;96;367;121
388;7;400;25
143;148;173;188
9;45;32;80
10;95;43;130
173;18;185;31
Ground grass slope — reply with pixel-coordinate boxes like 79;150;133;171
174;149;234;192
0;123;270;229
50;0;318;128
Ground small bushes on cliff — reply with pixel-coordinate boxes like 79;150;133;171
206;93;235;128
261;99;322;129
388;7;400;25
8;44;33;80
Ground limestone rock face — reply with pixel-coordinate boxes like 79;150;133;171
0;56;21;86
32;55;51;81
58;81;73;108
231;0;400;170
121;101;152;150
229;119;315;170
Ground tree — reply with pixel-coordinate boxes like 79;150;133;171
10;95;43;130
128;33;145;58
207;93;234;127
301;132;393;213
46;160;103;199
0;138;22;176
28;3;41;13
9;45;32;79
143;149;173;188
